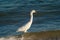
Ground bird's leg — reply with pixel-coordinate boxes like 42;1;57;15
20;35;24;40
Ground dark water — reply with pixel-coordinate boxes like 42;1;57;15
0;0;60;37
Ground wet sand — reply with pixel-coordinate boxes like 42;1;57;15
0;30;60;40
22;30;60;40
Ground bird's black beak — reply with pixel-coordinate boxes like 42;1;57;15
34;12;37;16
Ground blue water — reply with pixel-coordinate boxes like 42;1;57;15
0;0;60;37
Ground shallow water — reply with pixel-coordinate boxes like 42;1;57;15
0;0;60;39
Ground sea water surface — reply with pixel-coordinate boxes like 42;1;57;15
0;0;60;39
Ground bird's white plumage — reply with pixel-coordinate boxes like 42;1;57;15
16;10;36;32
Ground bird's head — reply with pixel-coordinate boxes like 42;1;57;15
31;10;36;14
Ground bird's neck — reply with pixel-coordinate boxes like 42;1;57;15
30;12;33;23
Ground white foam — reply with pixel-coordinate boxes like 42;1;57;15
0;36;20;40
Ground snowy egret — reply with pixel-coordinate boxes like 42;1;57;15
16;10;36;32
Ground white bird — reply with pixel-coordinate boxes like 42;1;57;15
16;10;36;33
